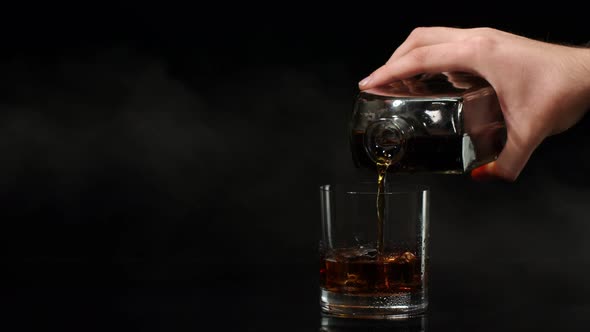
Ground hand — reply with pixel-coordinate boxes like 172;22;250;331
358;27;590;181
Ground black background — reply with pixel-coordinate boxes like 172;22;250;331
1;3;590;331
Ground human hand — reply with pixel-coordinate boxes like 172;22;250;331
359;27;590;181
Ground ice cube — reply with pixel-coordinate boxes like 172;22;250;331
397;251;416;264
341;247;378;261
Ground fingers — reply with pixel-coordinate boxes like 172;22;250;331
386;27;476;65
359;42;478;90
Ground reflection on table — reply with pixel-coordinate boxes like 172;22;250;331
319;313;427;332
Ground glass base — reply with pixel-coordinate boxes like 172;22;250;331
320;289;427;320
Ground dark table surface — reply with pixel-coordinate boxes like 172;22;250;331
4;261;590;331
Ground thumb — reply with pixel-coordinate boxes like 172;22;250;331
471;133;538;182
494;133;540;181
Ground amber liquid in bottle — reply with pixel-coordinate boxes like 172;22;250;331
350;131;464;174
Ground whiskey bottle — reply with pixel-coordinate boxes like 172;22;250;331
350;72;507;174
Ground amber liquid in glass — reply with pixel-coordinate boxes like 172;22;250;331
320;155;422;296
320;248;421;295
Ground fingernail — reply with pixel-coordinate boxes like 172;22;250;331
470;162;498;182
359;75;372;87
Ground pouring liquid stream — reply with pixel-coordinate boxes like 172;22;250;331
376;156;392;256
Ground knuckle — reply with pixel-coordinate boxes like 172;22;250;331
472;27;497;36
407;47;429;64
408;27;430;41
466;35;497;56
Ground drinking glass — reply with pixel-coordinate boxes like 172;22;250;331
319;182;429;319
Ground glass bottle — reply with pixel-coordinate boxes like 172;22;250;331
350;72;507;174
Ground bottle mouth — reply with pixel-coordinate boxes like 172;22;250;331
364;117;413;165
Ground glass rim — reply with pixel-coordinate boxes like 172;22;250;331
319;182;429;195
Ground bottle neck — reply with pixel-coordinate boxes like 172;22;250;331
364;117;414;165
